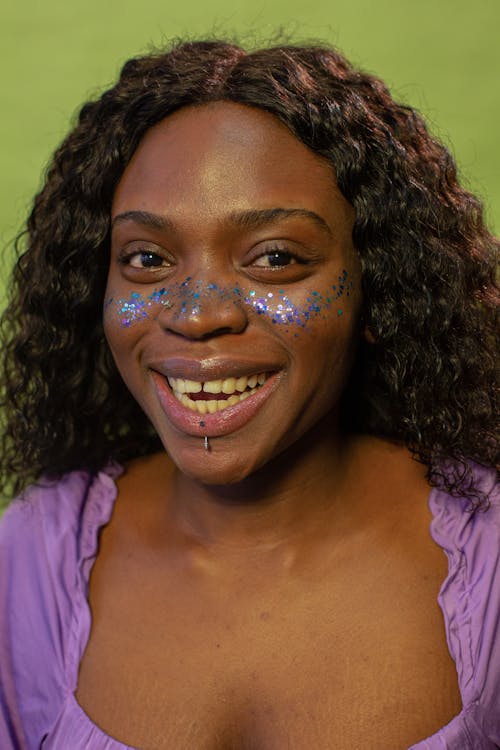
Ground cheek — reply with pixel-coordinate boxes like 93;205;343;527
279;272;362;396
103;288;174;329
243;269;359;337
102;309;156;423
102;292;140;377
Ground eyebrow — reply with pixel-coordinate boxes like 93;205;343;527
227;207;333;237
111;210;173;231
111;207;333;237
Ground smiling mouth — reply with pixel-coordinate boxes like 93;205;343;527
166;372;269;415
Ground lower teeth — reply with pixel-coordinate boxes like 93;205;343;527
173;387;259;414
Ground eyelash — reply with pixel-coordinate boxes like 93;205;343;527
250;246;301;269
117;243;308;275
118;247;170;270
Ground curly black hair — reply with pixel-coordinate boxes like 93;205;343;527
0;39;498;502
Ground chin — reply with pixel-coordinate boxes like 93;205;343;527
164;439;265;486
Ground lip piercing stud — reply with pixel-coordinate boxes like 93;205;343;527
199;422;210;452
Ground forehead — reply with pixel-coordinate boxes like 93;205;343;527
112;101;353;228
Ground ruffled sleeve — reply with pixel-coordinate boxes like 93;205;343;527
428;464;500;747
0;467;120;750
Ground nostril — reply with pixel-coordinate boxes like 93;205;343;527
168;324;244;341
200;326;237;340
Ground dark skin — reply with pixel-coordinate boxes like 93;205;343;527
77;103;462;749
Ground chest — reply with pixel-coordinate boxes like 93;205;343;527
76;541;462;750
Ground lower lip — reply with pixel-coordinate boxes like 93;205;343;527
151;371;280;438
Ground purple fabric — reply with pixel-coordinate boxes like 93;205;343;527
0;463;499;750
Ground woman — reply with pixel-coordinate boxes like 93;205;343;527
0;39;498;750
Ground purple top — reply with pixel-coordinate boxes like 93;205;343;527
0;463;499;750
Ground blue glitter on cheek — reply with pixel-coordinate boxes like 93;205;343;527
109;271;356;331
110;287;174;327
242;270;355;333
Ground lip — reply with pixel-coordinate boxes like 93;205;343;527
150;366;281;438
149;356;280;382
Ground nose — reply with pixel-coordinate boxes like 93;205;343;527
157;279;248;340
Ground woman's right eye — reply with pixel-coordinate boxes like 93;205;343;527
117;244;173;271
127;250;168;269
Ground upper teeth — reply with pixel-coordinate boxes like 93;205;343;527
167;372;267;395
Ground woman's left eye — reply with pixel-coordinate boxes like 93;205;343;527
251;250;297;269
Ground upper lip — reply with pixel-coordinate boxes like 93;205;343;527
149;356;282;382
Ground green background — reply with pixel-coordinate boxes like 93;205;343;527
1;0;499;296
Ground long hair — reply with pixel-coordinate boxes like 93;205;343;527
0;40;498;501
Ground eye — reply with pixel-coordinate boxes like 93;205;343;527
244;242;316;284
127;250;168;269
117;242;173;272
251;249;298;269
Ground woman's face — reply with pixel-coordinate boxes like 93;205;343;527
104;102;362;484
